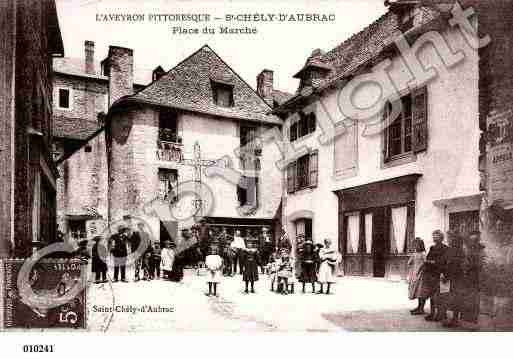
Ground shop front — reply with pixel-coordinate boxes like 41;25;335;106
335;174;421;280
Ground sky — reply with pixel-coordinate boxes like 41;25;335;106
55;0;388;94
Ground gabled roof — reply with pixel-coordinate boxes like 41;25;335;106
53;57;152;86
127;45;281;125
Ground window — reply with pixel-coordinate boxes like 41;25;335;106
237;175;258;207
159;109;178;143
58;88;71;109
295;218;312;243
158;169;178;203
68;219;86;242
84;145;92;153
384;95;412;160
290;112;316;141
212;81;234;107
399;7;415;33
286;151;318;193
384;87;428;162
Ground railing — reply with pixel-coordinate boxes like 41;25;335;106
156;140;183;162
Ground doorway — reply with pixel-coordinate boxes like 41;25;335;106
372;207;387;278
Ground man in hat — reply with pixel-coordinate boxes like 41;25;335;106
110;226;129;282
129;222;151;282
299;238;317;293
231;229;246;275
418;230;449;321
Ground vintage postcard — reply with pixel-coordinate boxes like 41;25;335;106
1;0;513;346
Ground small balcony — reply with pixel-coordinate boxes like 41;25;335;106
156;130;183;162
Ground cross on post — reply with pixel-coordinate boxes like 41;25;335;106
180;142;218;220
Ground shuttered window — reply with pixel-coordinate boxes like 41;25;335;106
286;151;318;194
412;86;428;153
334;121;357;176
384;87;428;161
290;112;316;142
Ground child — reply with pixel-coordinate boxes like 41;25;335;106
317;239;340;295
299;239;317;293
142;242;153;281
151;242;163;280
205;241;223;296
161;241;176;280
242;237;259;294
267;252;280;292
277;250;294;295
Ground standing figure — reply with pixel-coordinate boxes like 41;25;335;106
277;250;294;295
141;242;153;280
418;230;449;321
317;239;339;294
205;240;223;296
91;236;108;284
231;229;246;275
161;240;175;280
267;252;280;292
408;238;427;314
219;227;233;276
259;227;274;274
299;239;317;293
110;226;129;283
242;236;260;293
440;231;465;327
459;231;484;325
129;223;150;282
277;229;292;253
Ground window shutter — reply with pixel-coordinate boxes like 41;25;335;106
412;86;428;153
308;113;316;134
287;163;296;193
290;122;298;142
309;151;318;188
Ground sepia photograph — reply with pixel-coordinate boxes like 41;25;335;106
1;0;513;355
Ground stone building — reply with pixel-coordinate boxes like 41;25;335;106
0;0;64;258
52;41;152;241
55;44;290;243
274;0;484;280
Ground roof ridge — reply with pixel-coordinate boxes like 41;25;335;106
321;11;392;63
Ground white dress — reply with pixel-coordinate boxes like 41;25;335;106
161;248;175;272
205;254;223;283
318;248;340;284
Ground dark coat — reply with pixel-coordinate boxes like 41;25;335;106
110;233;128;258
92;240;108;273
418;243;448;298
243;250;259;282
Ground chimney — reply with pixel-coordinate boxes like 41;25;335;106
257;69;274;106
84;40;95;75
152;65;165;82
107;46;134;106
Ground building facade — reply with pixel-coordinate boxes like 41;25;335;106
55;44;289;243
275;0;482;279
0;0;64;258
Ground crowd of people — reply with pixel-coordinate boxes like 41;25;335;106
407;229;484;329
88;222;342;298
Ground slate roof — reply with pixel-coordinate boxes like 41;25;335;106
126;45;281;125
272;89;294;106
276;3;446;111
53;116;101;140
53;57;152;86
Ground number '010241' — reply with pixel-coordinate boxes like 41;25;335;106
22;345;55;353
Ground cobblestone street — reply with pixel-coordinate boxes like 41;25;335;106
86;269;448;332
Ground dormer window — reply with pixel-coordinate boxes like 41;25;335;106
212;81;234;107
400;8;415;33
